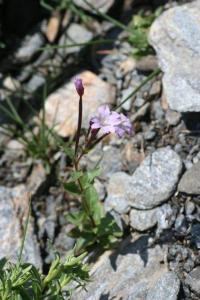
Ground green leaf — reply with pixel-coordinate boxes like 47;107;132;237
82;185;104;225
64;182;81;195
74;234;96;255
97;214;122;237
85;168;101;183
70;171;83;182
0;258;7;270
79;168;101;190
67;211;86;227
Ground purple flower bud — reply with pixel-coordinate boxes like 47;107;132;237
74;77;84;96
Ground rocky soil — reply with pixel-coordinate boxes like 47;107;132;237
0;0;200;299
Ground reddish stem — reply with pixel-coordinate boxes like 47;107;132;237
75;95;83;157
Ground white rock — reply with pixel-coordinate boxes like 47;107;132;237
149;1;200;112
127;147;182;209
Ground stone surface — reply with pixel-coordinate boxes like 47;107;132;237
191;223;200;249
105;172;130;214
165;109;181;126
105;148;182;211
185;267;200;296
156;203;175;232
130;208;157;231
149;1;200;112
119;87;133;111
130;203;174;232
72;236;168;300
73;0;115;13
135;55;158;72
80;145;123;179
0;185;41;267
146;272;180;300
27;163;47;197
25;74;45;93
14;33;44;63
178;161;200;195
44;71;115;137
58;23;93;56
127;147;182;209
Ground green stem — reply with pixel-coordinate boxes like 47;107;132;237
116;68;161;110
17;197;31;266
82;0;133;33
39;39;114;51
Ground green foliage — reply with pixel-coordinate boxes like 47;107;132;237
0;253;89;300
64;168;122;255
0;95;73;171
129;8;162;58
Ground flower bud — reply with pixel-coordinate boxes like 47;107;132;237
74;78;84;96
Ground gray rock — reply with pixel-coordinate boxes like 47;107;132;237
147;272;180;300
127;147;182;209
130;203;174;232
3;76;21;91
149;1;200;112
25;74;45;93
191;223;200;249
105;172;130;214
105;148;182;210
72;236;168;300
82;146;123;179
156;203;175;232
165;109;181;126
152;100;165;121
54;226;75;255
185;267;200;296
58;23;93;56
178;161;200;194
45;195;57;240
15;33;44;63
27;163;47;197
175;214;187;234
135;55;158;72
73;0;114;13
185;200;195;216
149;80;161;98
134;97;145;108
0;185;41;267
94;179;106;201
130;208;157;231
119;87;133;111
144;130;156;141
105;194;130;214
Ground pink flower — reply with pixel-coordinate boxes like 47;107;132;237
74;77;84;96
90;105;132;138
115;113;132;138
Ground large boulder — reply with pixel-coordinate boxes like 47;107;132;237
149;1;200;112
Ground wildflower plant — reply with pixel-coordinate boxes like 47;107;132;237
0;200;89;300
0;253;89;300
64;78;132;255
128;8;162;58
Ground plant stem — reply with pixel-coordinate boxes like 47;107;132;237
17;197;31;266
74;160;96;228
75;95;83;157
88;133;108;150
116;68;161;110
